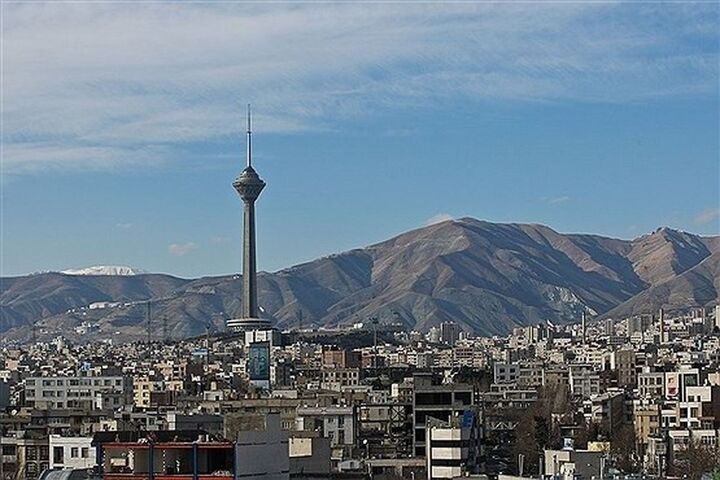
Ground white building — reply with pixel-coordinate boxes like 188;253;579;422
48;436;95;470
296;406;355;449
493;363;519;384
425;413;481;480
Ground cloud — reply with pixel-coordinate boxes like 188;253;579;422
115;222;133;230
425;213;454;226
694;208;720;225
546;196;571;205
3;3;717;174
168;242;198;256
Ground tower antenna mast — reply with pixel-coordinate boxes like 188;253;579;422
246;104;252;168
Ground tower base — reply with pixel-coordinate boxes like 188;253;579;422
226;317;272;331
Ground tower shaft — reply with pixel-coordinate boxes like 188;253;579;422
242;198;259;318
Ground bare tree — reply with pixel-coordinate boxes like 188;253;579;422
671;438;720;480
609;424;639;474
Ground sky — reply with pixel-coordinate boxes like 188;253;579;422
1;1;719;278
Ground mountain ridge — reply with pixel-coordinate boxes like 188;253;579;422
1;219;717;343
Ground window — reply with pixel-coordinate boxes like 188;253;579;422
26;447;38;461
53;447;64;464
70;448;79;458
81;448;89;458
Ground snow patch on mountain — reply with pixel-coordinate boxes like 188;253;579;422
60;266;147;276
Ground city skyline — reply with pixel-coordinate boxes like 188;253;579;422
2;3;718;278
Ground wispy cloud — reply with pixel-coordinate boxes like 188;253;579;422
115;222;133;230
694;207;720;225
168;242;198;256
425;213;454;226
545;196;571;205
3;3;717;174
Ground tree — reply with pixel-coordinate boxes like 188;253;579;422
509;384;576;475
672;438;720;480
609;424;639;474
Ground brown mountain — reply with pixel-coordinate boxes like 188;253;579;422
1;219;717;343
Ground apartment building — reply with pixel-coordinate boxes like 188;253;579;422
24;375;132;410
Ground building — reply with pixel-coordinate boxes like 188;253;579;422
611;349;637;389
439;323;459;346
320;369;360;391
296;406;355;461
48;436;95;470
638;369;665;399
288;434;331;478
24;375;132;410
425;412;482;480
321;348;361;369
413;375;474;456
634;405;661;458
0;434;49;480
569;365;601;398
544;448;605;480
236;414;289;480
493;363;519;384
96;430;234;480
587;391;625;436
0;381;9;409
166;413;224;435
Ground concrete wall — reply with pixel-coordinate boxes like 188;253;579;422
235;414;289;480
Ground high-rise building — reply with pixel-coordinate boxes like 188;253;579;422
439;322;459;346
227;107;272;331
604;318;614;336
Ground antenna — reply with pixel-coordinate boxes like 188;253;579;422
146;301;152;344
246;104;252;168
206;321;211;365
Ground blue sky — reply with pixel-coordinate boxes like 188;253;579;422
2;2;718;278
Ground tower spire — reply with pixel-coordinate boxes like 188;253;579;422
246;104;252;168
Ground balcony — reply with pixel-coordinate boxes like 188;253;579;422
101;442;233;480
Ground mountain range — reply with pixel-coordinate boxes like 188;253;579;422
1;218;718;343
